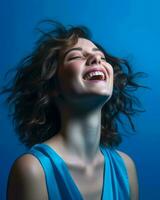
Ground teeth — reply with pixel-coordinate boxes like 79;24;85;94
84;71;105;80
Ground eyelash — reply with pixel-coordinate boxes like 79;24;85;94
68;56;106;61
68;56;82;61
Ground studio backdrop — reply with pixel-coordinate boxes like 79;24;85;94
1;0;160;199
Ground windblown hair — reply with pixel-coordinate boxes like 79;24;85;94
1;20;146;148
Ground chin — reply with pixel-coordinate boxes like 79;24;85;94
85;92;112;105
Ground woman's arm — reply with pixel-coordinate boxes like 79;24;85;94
7;154;48;200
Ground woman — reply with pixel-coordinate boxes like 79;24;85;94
3;20;143;200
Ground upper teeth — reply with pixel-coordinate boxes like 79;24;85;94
84;71;105;80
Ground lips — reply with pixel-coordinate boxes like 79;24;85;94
83;71;105;80
82;67;108;81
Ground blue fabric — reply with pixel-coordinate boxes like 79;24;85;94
28;143;130;200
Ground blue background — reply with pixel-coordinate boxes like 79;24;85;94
1;0;160;199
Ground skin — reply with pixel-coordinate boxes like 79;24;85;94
52;38;114;163
7;38;139;200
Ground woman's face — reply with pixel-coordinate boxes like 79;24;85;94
56;38;114;107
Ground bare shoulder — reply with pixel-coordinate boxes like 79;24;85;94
10;154;43;175
116;150;139;200
116;150;136;167
7;154;48;200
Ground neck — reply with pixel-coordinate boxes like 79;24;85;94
57;107;102;164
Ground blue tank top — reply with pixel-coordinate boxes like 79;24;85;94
28;143;130;200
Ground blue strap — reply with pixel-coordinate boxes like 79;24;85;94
28;148;61;200
100;146;130;200
33;144;83;200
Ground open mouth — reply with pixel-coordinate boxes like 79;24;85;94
83;70;106;81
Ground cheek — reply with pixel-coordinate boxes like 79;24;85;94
57;63;82;91
59;62;82;79
109;63;113;73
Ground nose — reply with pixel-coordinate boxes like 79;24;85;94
86;54;101;66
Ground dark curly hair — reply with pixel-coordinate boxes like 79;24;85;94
1;20;147;148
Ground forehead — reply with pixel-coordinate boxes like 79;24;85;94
73;38;97;49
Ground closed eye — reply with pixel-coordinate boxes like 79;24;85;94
101;57;106;61
68;56;83;61
68;56;106;61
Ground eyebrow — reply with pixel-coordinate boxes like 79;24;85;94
63;47;104;59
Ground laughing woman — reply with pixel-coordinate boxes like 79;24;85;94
2;20;144;200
